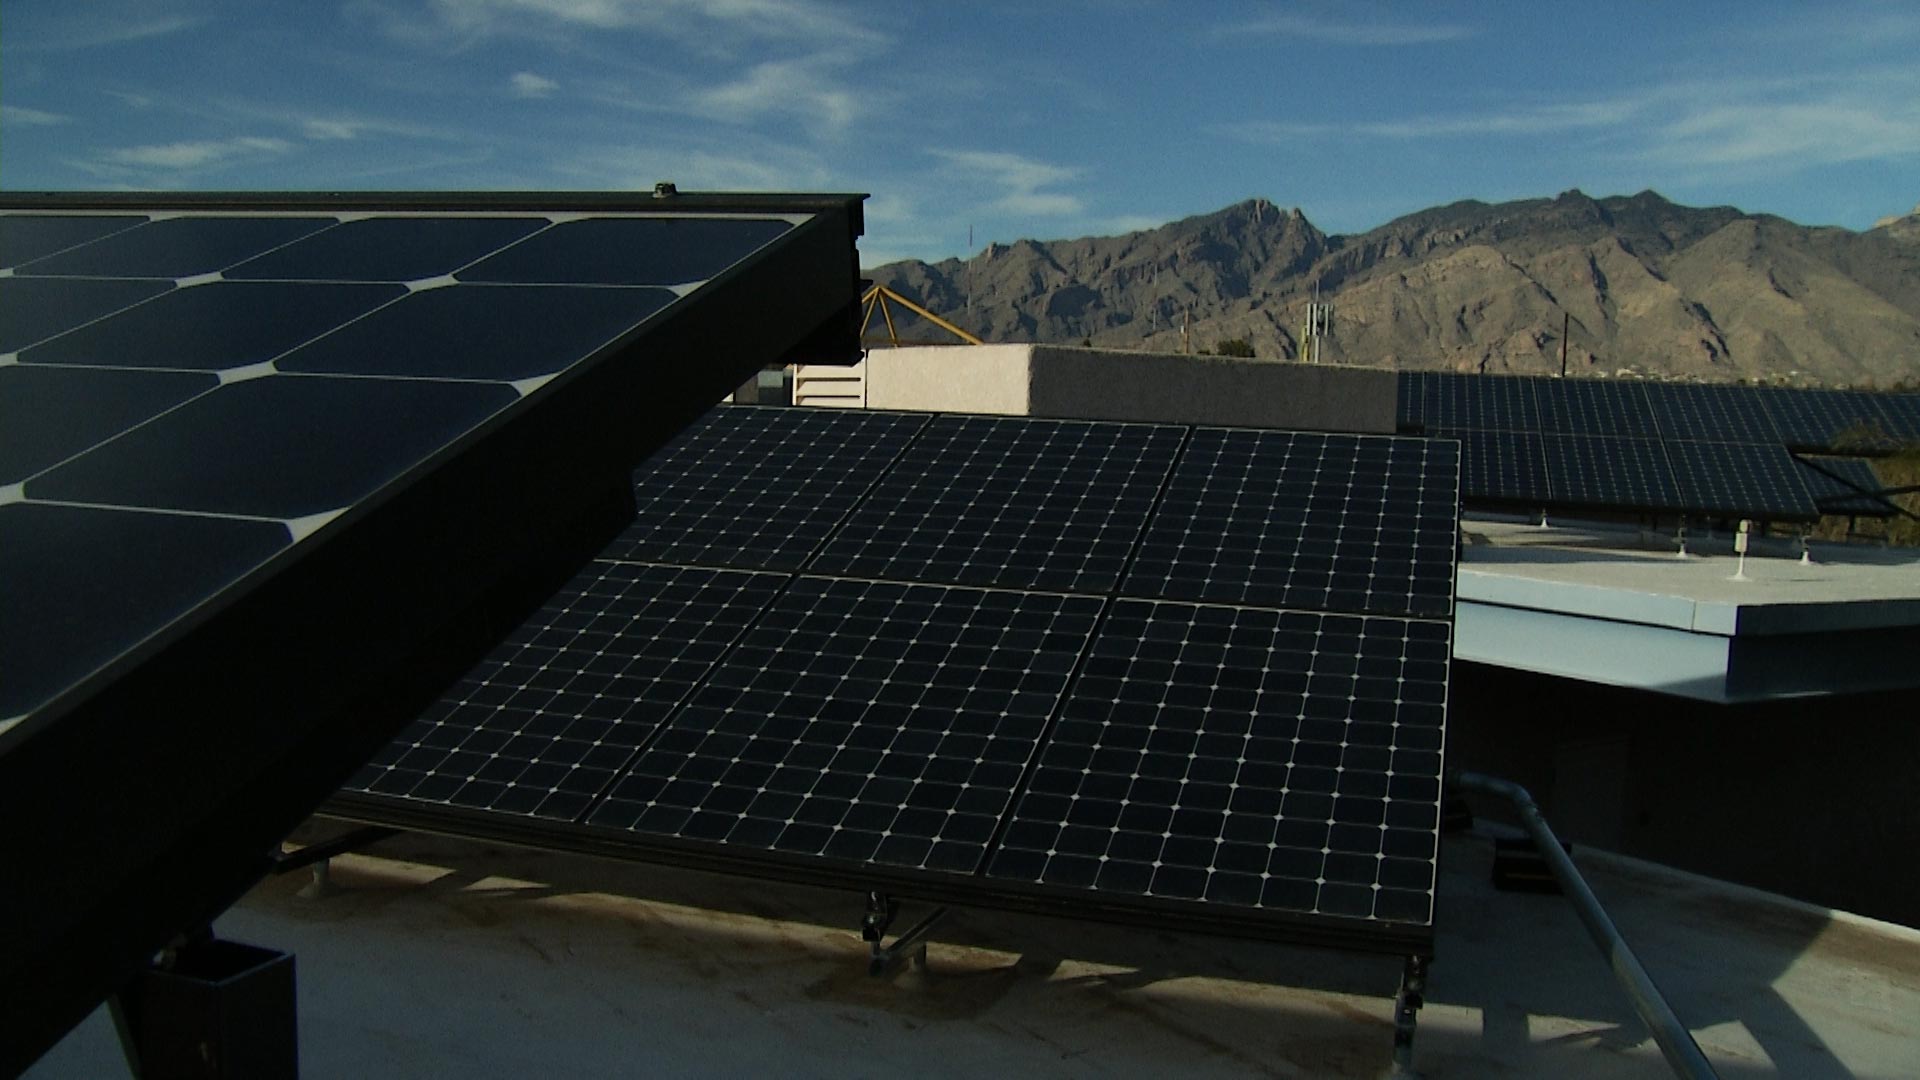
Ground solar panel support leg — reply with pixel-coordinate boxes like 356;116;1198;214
1389;953;1428;1078
860;892;948;976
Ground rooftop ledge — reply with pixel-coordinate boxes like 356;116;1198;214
1454;517;1920;702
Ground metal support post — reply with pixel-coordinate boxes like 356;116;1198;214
1389;954;1428;1078
859;891;949;976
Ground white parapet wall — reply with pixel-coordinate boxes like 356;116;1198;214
796;344;1396;433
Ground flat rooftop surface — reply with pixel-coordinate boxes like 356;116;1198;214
1460;519;1920;619
30;825;1920;1078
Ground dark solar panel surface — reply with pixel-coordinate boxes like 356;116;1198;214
1436;428;1551;505
338;406;1462;945
606;407;929;571
988;601;1447;925
1665;442;1818;519
1126;430;1458;619
0;207;813;724
810;415;1184;594
593;578;1103;873
1644;382;1780;444
1540;435;1683;511
1535;378;1656;438
347;563;784;821
1872;394;1920;443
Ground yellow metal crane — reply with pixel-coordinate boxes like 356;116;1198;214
859;283;983;347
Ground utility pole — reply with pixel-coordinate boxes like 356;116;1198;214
1560;311;1570;377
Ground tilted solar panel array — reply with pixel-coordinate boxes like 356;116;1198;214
0;194;869;1075
339;406;1461;951
1397;371;1920;520
1;206;810;726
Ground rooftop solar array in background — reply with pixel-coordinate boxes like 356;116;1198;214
1397;372;1920;520
339;406;1461;951
1793;456;1896;518
1;205;803;727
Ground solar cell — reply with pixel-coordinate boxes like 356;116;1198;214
987;600;1448;926
1128;430;1458;618
458;217;794;286
347;563;785;821
0;365;216;485
224;217;548;281
809;415;1184;594
605;407;930;571
1435;428;1551;505
0;278;174;353
16;216;337;278
21;281;402;371
592;577;1103;874
1664;442;1819;520
1463;376;1543;432
1540;435;1683;511
1395;371;1429;432
0;214;148;269
1644;382;1780;444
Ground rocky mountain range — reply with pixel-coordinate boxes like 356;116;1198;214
867;191;1920;387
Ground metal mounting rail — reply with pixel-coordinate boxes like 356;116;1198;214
1449;771;1719;1080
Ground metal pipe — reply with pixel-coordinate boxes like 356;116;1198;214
1450;771;1719;1080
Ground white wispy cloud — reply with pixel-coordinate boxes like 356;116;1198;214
94;136;293;171
559;138;833;191
931;149;1084;217
690;55;859;134
1220;13;1474;46
510;71;560;98
1;105;72;127
408;0;885;47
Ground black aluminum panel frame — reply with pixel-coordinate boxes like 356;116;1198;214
0;190;867;1077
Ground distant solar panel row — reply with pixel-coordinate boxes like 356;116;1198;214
1399;371;1920;450
338;406;1461;950
1400;372;1919;519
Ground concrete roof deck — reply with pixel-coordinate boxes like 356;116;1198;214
1455;518;1920;700
29;823;1920;1078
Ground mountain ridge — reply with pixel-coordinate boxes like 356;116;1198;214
868;191;1920;387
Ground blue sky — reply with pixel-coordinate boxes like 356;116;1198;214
5;1;1918;267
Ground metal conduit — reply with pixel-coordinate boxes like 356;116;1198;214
1450;771;1719;1080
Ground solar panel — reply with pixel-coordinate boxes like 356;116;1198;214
1540;435;1683;511
1535;378;1656;438
1127;430;1458;619
1643;382;1780;444
0;192;867;1075
2;207;810;724
1419;372;1472;431
605;407;930;571
592;578;1103;874
808;415;1185;593
988;601;1447;927
1664;442;1819;519
1432;428;1552;506
1793;457;1895;517
346;563;785;820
